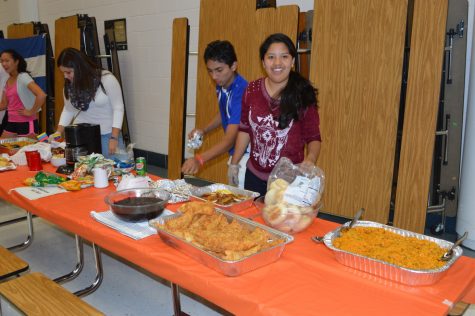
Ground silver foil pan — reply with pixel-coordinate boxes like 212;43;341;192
189;183;259;213
323;221;463;286
150;208;293;276
0;137;37;155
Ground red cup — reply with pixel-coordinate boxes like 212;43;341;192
24;150;38;168
28;151;43;171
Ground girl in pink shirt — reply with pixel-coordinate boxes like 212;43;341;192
0;49;46;137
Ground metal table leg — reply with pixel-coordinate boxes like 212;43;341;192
74;243;103;297
171;283;190;316
54;235;84;283
7;213;33;251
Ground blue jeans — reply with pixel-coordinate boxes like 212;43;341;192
101;133;126;160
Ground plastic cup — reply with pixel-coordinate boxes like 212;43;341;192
24;150;38;167
28;151;42;171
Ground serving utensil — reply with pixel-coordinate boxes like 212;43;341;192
441;231;468;261
311;208;365;244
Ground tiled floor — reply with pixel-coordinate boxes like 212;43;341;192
0;166;474;315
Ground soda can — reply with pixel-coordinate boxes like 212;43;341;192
135;157;147;176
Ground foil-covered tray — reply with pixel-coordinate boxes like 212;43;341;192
323;221;462;286
0;137;37;155
150;208;293;276
189;183;259;213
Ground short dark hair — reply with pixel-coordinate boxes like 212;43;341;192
203;40;237;66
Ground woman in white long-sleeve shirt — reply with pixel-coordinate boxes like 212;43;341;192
56;47;125;158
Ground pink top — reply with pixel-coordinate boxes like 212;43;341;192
4;82;36;122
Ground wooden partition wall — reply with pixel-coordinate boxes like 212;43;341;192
54;15;81;127
193;0;299;184
310;0;408;223
394;0;448;232
310;0;448;232
6;23;46;132
168;18;189;180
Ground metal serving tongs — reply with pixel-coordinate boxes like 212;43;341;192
441;231;468;261
311;207;365;244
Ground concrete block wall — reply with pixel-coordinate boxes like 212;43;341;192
0;0;312;160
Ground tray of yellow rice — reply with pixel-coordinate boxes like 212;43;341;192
323;221;463;285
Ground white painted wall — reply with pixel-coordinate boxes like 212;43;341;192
0;0;313;157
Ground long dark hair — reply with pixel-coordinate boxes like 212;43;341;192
0;49;29;74
260;33;318;128
57;47;103;100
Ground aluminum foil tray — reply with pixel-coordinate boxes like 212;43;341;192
0;137;37;155
150;208;293;276
189;183;259;213
323;221;462;286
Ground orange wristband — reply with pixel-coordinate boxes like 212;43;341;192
195;154;205;166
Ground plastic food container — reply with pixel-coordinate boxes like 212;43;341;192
323;221;463;286
51;157;67;167
262;201;320;234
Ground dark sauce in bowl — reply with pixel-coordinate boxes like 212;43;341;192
115;196;163;206
112;196;165;221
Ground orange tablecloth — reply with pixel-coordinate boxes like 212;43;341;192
1;165;475;315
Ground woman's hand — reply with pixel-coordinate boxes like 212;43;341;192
109;138;118;155
19;108;35;116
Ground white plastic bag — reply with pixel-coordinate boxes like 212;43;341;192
10;142;52;165
262;157;325;234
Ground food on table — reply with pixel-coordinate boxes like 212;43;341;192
58;180;82;191
23;171;67;187
333;227;447;270
0;140;36;150
105;188;170;221
262;179;319;234
116;196;164;206
158;201;284;261
51;147;65;158
75;175;94;185
58;175;95;191
201;189;246;205
0;157;12;167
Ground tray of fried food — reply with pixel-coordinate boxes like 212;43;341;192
189;183;259;213
323;220;463;286
0;156;16;171
0;137;37;155
150;201;293;276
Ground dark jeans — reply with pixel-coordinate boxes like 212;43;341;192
244;168;268;197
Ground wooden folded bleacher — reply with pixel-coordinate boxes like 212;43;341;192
0;246;29;282
0;272;103;315
0;247;102;315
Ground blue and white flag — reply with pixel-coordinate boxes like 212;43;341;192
0;34;47;91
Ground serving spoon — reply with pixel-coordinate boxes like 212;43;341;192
311;207;365;244
441;231;468;261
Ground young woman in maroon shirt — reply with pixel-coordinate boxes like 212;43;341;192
231;33;321;196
